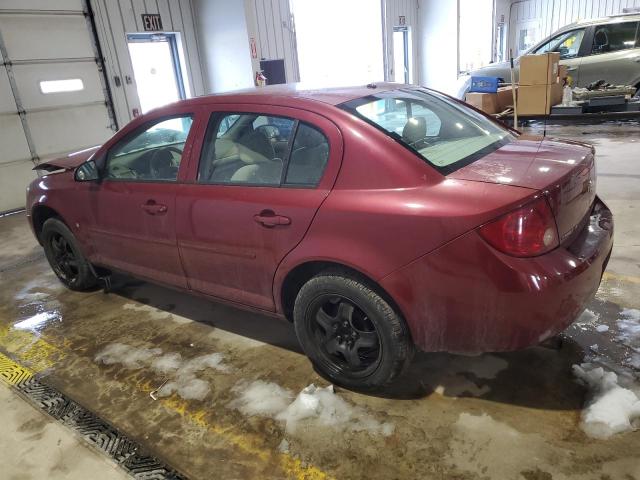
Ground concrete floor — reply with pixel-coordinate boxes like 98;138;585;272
0;122;639;479
0;383;130;480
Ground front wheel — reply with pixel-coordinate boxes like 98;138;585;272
41;218;97;291
293;271;414;391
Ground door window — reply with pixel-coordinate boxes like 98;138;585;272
105;115;193;181
591;22;639;55
534;29;585;59
284;123;329;186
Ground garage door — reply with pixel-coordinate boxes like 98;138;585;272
0;0;116;212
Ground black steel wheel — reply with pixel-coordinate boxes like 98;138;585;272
48;232;79;283
41;218;97;290
294;270;413;391
309;295;382;377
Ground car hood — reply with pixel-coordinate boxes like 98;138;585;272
33;146;101;172
449;135;593;190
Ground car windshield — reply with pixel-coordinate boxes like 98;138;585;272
340;88;514;174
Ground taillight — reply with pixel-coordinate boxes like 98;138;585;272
478;196;559;257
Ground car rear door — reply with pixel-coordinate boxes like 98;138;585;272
87;108;199;288
176;104;343;311
578;21;640;88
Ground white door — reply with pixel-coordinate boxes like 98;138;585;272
0;0;116;212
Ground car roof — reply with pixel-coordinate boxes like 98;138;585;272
179;82;402;108
558;12;640;30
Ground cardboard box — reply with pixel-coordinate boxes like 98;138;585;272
465;92;499;114
517;83;563;115
496;85;518;110
520;53;560;85
466;86;519;114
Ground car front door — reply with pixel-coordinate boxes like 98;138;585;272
578;21;640;88
176;105;343;310
87;110;197;287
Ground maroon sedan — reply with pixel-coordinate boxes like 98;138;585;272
26;84;613;390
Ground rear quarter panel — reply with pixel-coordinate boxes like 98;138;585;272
273;113;538;312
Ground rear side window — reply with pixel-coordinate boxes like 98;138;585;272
591;21;639;55
340;88;513;175
284;123;329;186
197;113;329;187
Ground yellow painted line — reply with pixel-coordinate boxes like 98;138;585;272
0;326;332;480
0;324;65;372
603;271;640;285
0;351;34;386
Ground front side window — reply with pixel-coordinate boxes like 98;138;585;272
534;29;585;59
591;21;639;55
106;115;193;181
341;89;513;174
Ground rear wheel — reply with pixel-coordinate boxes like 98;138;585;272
41;218;97;290
293;271;413;391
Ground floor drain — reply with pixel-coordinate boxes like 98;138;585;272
0;351;187;479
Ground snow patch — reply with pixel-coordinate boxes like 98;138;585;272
230;380;294;416
157;376;211;401
94;343;230;401
230;381;394;436
595;324;609;333
94;343;162;369
151;352;183;374
617;309;640;349
573;363;640;439
624;353;640;370
577;309;599;325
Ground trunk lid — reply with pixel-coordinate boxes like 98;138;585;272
33;146;100;172
450;135;596;243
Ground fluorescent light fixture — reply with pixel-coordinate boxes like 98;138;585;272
40;78;84;94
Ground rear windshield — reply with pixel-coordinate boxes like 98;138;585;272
340;88;514;174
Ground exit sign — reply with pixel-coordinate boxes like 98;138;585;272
141;14;163;31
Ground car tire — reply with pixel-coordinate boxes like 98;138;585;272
293;270;414;391
41;218;98;291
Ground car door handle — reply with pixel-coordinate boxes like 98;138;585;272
141;200;168;215
253;210;291;227
566;66;578;71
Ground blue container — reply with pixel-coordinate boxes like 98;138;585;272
469;76;500;93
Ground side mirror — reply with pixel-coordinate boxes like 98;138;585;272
75;159;99;182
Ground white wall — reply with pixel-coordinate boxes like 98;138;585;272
193;0;254;93
417;0;458;93
244;0;299;82
385;0;420;83
91;0;206;127
509;0;640;55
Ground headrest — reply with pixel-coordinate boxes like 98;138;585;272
402;117;427;145
239;130;275;161
295;125;326;148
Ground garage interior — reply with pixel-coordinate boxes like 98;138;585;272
1;1;639;479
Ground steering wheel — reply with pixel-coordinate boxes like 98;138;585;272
255;125;281;140
150;146;182;177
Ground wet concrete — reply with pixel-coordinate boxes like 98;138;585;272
0;122;639;479
0;383;130;480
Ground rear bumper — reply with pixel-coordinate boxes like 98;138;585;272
380;196;613;354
